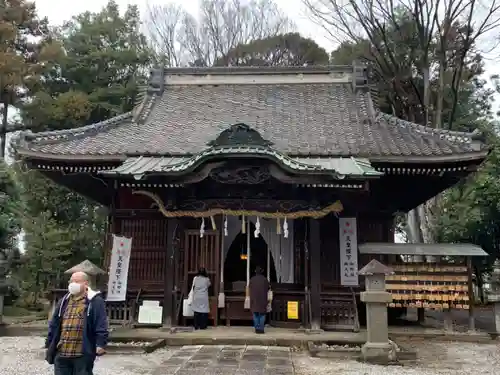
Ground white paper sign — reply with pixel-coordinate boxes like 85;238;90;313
106;235;132;302
138;300;163;324
339;217;358;286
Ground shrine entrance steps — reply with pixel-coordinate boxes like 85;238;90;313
320;287;360;332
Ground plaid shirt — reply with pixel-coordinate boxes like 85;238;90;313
57;295;86;357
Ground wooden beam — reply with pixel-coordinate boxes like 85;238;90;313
40;170;112;206
309;217;321;331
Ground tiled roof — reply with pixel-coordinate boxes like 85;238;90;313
13;66;487;161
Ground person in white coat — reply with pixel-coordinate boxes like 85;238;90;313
191;267;211;330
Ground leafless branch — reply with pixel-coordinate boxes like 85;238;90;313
303;0;500;126
145;0;293;67
144;2;186;67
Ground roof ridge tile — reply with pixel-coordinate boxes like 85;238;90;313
19;112;133;146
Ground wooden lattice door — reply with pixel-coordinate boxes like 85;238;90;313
184;230;220;325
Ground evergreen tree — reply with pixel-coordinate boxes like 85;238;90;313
15;0;152;304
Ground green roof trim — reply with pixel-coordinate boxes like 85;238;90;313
359;243;488;257
100;148;383;180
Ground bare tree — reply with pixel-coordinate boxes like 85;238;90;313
145;0;294;67
145;3;186;67
303;0;500;243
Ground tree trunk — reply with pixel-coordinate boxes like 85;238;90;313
435;61;445;129
0;103;7;159
474;265;485;304
407;209;423;242
0;294;4;325
419;204;434;243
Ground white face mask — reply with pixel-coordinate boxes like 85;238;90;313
68;282;82;295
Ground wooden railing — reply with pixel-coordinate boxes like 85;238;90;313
320;285;360;331
50;284;358;330
269;289;306;328
107;300;135;325
49;288;165;326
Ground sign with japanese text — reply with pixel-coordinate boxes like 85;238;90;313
106;235;132;302
339;218;359;286
287;301;299;320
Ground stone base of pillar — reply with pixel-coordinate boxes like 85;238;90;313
493;301;500;334
168;326;194;333
305;328;324;335
0;294;4;325
360;342;397;365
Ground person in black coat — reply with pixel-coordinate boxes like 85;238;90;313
249;266;269;334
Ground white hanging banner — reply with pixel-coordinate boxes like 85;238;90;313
106;235;133;302
339;218;359;286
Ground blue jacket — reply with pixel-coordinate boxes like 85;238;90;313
45;289;109;364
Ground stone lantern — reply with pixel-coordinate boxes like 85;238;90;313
358;259;395;364
0;252;7;325
487;259;500;335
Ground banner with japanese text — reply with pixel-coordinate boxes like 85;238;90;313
339;218;359;286
106;235;132;302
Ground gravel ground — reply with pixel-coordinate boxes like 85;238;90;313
0;337;170;375
1;336;498;375
294;339;500;375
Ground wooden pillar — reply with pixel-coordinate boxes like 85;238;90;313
309;218;321;331
303;220;310;328
417;308;425;323
467;257;475;331
163;217;178;327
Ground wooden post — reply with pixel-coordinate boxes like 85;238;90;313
163;217;178;327
467;256;475;331
417;308;425;324
304;220;310;329
103;180;120;297
443;308;453;332
309;218;322;332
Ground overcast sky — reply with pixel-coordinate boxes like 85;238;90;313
34;0;328;45
33;0;497;86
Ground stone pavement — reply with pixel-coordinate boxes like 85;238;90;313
151;345;294;375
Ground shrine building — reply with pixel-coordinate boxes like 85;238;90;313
12;65;489;331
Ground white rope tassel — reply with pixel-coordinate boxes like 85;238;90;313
200;217;205;238
241;215;246;234
224;215;228;236
283;217;289;238
244;219;251;310
254;217;261;238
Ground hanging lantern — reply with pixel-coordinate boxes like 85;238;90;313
240;244;248;260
